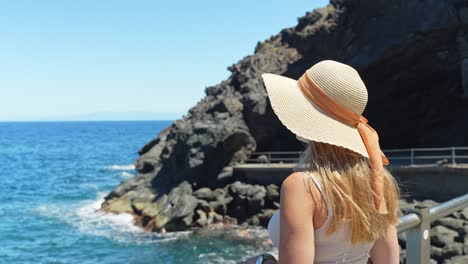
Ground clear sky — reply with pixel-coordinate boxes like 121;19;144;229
0;0;329;121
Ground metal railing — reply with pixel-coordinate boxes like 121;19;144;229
245;151;302;164
385;146;468;166
397;193;468;263
243;148;468;263
246;146;468;166
241;194;468;264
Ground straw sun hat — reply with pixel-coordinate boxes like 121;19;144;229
262;59;370;158
262;59;390;214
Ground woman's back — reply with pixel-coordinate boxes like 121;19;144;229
267;171;375;264
261;60;400;263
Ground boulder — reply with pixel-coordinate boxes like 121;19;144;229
397;232;406;247
265;184;280;205
433;217;466;234
209;196;233;215
431;225;459;248
460;207;468;221
195;209;207;227
141;181;199;231
195;199;212;213
441;242;464;260
257;209;277;227
193;187;215;201
444;255;468;264
431;246;443;262
400;247;406;264
227;181;267;222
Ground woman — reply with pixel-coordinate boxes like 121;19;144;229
240;60;400;264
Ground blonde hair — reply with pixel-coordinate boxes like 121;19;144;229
293;140;400;244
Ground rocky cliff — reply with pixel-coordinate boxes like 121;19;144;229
101;0;467;235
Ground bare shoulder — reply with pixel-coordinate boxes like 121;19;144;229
281;171;318;196
280;172;316;209
281;172;308;189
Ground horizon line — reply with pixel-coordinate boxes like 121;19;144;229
0;119;179;123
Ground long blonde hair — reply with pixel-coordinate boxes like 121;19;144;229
293;140;400;244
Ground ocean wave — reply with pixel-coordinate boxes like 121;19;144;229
104;164;135;171
78;183;99;191
33;192;193;244
119;171;135;179
74;192;144;238
34;192;143;242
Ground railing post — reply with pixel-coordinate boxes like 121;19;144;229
410;148;415;166
452;146;456;165
406;208;430;264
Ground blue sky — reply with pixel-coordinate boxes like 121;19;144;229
0;0;329;121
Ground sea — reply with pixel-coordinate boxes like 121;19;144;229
0;121;275;264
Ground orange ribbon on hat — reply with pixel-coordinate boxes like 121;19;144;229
297;70;390;214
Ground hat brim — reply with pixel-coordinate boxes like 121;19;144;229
262;73;369;159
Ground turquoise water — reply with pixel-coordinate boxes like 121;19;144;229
0;121;274;264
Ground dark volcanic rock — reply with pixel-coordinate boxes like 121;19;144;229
447;255;468;264
226;181;267;222
193;187;215;201
102;0;467;246
431;225;459;248
397;199;468;263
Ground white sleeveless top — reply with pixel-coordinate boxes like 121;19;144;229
267;171;375;264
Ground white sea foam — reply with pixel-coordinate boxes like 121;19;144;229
34;191;193;244
119;171;135;179
105;164;135;171
34;195;276;263
35;204;63;218
78;183;99;191
34;192;143;242
74;192;144;238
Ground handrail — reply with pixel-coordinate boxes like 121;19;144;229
386;146;468;151
429;193;468;220
252;151;304;154
396;193;468;263
397;213;421;233
246;146;468;165
240;194;468;264
397;193;468;233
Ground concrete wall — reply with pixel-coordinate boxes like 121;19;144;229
389;166;468;201
233;164;468;201
233;164;295;186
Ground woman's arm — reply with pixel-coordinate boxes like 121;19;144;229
369;224;399;264
278;172;316;264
